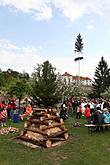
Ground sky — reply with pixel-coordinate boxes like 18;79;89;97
0;0;110;79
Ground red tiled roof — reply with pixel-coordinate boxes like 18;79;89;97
62;72;92;81
61;72;73;77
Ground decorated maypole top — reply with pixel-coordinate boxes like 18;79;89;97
74;33;84;77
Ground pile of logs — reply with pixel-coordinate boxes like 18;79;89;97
20;107;69;148
0;127;19;135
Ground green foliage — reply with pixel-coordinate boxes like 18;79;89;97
31;61;62;107
92;57;110;97
0;68;31;99
74;33;84;53
0;70;6;89
60;83;87;98
7;79;30;98
101;87;110;99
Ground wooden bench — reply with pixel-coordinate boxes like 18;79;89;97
84;123;110;133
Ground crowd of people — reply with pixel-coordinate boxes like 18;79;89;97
59;96;110;130
0;96;110;132
0;98;33;127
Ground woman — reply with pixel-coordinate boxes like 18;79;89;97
84;104;91;124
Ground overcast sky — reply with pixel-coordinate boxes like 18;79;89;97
0;0;110;79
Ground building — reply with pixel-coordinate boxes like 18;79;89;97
61;72;92;91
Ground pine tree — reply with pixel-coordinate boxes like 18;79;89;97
74;33;84;79
31;61;62;107
92;57;110;97
74;33;83;54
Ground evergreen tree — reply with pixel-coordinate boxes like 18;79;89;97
31;61;62;107
92;57;110;97
74;33;83;54
101;87;110;99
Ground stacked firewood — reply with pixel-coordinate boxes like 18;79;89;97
20;108;69;148
0;127;19;135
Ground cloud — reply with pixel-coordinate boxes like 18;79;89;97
0;0;110;21
0;39;77;77
0;39;109;79
0;39;44;74
52;0;109;22
0;0;52;21
0;39;91;78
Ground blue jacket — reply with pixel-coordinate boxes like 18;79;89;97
103;113;110;123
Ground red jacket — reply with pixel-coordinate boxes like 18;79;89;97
84;107;90;117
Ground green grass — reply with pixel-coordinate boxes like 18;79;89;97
0;117;110;165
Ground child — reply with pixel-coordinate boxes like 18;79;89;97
26;104;33;117
84;104;91;124
60;104;68;121
102;108;110;130
1;107;7;127
76;104;82;119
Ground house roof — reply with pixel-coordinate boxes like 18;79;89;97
61;72;73;77
62;72;92;81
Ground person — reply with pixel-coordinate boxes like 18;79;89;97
10;100;16;119
68;101;73;117
92;107;104;131
103;108;110;123
19;106;25;122
26;104;33;117
60;103;68;121
81;100;87;114
22;103;26;113
102;108;110;130
1;106;7;127
76;103;82;119
84;104;91;124
7;101;11;119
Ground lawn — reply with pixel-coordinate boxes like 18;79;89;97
0;117;110;165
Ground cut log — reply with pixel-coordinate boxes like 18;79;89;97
64;133;69;140
49;137;65;141
55;118;64;123
45;140;52;148
60;125;66;130
46;109;59;116
27;127;47;135
46;127;62;136
20;135;38;145
48;129;68;138
40;115;58;121
29;119;53;125
25;131;44;141
36;139;52;148
32;112;51;118
32;112;46;116
40;122;64;131
20;135;50;147
51;141;61;147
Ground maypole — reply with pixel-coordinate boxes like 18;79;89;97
74;33;84;82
